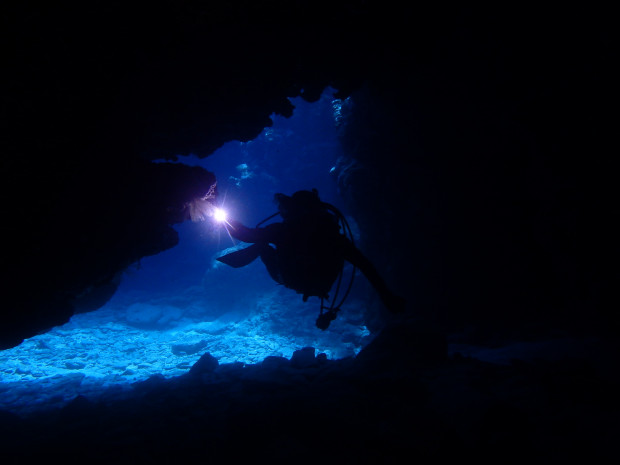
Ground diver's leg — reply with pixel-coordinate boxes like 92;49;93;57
260;245;283;284
341;237;406;313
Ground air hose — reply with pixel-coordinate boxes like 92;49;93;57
316;203;356;329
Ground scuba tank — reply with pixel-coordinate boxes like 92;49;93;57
256;189;357;330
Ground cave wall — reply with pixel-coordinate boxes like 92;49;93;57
336;17;615;340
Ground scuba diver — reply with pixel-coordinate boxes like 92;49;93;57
216;189;406;329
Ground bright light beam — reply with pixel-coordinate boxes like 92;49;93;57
213;207;228;223
213;207;235;246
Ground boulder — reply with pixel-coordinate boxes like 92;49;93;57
290;347;317;369
189;353;219;376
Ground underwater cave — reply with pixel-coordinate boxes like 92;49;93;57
0;89;375;414
1;2;616;462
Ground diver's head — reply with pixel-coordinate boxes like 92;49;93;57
275;189;321;220
291;189;320;206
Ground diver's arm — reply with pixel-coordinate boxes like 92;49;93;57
340;237;406;313
226;220;281;244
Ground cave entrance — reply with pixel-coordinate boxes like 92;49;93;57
0;88;373;415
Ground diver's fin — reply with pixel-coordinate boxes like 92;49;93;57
216;244;263;268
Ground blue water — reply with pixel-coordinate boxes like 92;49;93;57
0;88;373;415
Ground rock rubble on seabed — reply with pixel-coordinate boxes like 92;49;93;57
0;290;370;416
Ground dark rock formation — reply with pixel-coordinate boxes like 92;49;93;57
188;352;219;376
1;158;216;348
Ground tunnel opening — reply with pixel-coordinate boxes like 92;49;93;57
0;87;378;415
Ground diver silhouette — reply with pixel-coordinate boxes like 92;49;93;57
216;189;406;329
